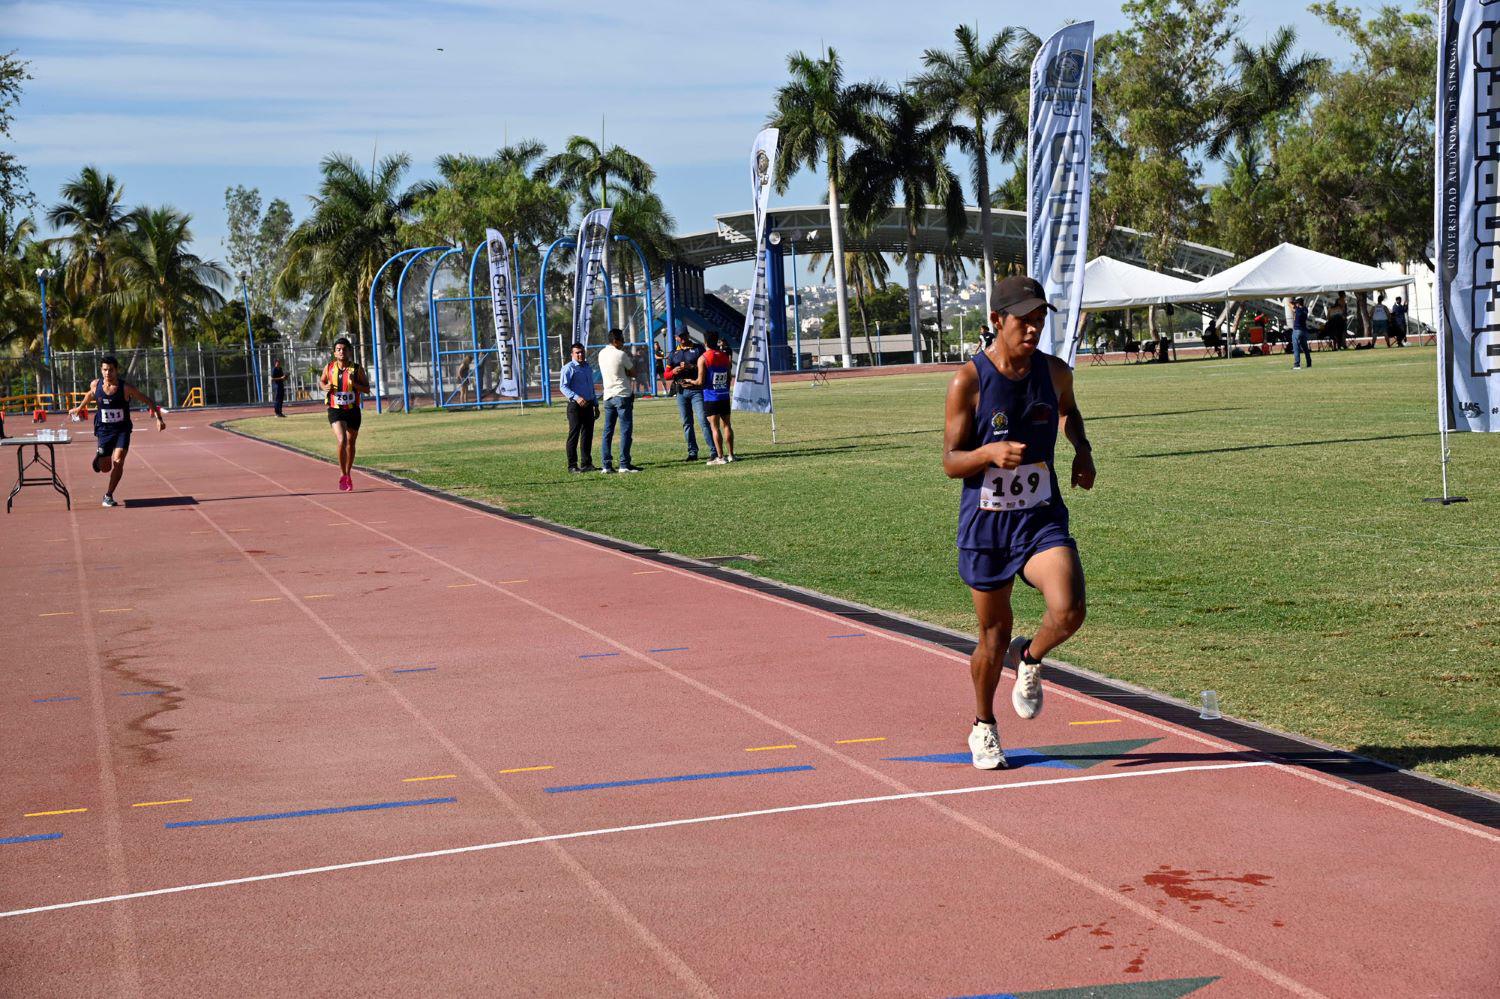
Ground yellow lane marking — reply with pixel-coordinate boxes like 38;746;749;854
498;765;553;774
227;529;251;534
46;537;67;542
250;597;282;603
496;578;528;584
446;583;478;589
25;808;87;817
835;737;887;745
366;520;388;525
632;570;664;575
745;744;797;752
190;530;213;535
131;799;192;808
38;611;75;618
99;607;133;614
401;775;458;783
1070;719;1124;726
328;522;352;527
303;594;332;600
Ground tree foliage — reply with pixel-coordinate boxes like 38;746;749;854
0;51;32;215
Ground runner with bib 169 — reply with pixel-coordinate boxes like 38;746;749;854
942;275;1096;770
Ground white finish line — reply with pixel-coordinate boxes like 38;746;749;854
2;761;1271;920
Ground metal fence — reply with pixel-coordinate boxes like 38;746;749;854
1;344;330;412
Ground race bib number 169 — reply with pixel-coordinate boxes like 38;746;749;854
979;461;1052;511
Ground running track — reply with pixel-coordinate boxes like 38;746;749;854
1;410;1496;998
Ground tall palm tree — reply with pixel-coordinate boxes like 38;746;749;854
769;47;888;368
111;206;227;406
431;139;548;183
538;135;654;212
807;238;889;363
915;25;1038;315
277;153;422;351
607;189;676;341
45;166;130;350
1211;27;1328;170
847;89;967;361
0;212;39;352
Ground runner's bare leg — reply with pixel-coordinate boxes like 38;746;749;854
1019;545;1087;659
106;448;127;496
970;583;1015;721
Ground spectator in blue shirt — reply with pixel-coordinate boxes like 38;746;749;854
1290;297;1312;370
665;325;717;462
559;342;599;473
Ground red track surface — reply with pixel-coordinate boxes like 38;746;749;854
2;410;1496;998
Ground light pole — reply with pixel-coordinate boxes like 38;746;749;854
35;267;56;402
239;271;263;403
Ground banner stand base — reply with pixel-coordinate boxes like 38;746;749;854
1421;496;1469;505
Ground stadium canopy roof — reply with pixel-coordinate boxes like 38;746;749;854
1080;257;1204;310
1186;242;1415;300
670;205;1235;279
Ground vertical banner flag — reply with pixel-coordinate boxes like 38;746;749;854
484;228;520;397
732;127;779;414
1436;0;1499;432
572;207;614;348
1027;22;1094;366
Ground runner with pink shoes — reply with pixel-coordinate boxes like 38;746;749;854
319;337;371;492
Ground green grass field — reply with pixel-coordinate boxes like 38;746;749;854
236;346;1500;791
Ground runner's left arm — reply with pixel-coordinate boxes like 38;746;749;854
1052;357;1095;490
125;384;169;431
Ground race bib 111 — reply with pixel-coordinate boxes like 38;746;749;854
979;461;1052;512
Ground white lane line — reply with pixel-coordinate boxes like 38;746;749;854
0;762;1270;920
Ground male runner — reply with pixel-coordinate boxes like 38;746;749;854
319;337;371;491
942;275;1096;769
68;356;167;508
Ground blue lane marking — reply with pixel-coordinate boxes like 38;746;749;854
578;652;620;659
884;750;1079;771
119;690;166;697
32;696;81;703
828;633;865;639
166;796;456;829
317;673;365;680
1;832;63;845
393;667;437;674
546;765;814;794
648;647;689;653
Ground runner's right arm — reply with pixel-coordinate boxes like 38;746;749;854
941;365;1026;479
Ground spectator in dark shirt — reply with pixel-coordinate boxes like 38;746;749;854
1290;297;1312;370
1391;296;1409;347
664;324;717;462
271;360;287;416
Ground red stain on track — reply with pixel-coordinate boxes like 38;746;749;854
1141;865;1273;912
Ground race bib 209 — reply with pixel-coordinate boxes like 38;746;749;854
332;391;356;408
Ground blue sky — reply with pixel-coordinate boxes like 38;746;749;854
9;0;1357;282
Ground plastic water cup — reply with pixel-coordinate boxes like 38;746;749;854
1199;690;1222;721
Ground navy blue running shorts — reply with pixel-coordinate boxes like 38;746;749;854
95;427;132;457
958;514;1077;592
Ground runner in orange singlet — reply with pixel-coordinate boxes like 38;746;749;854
319;337;371;492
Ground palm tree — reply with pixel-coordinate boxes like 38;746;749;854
538;135;654;212
769;47;888;368
431;138;548;183
277;153;422;352
1211;27;1327;171
45;166;130;350
847;89;967;361
807;238;889;363
915;25;1038;316
0;212;39;352
608;189;676;343
111;206;228;406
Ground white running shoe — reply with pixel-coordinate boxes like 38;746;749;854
968;721;1008;770
1007;635;1044;719
101;494;117;508
706;457;726;466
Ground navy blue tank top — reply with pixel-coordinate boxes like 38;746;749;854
957;351;1064;550
94;380;132;432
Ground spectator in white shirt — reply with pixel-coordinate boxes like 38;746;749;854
597;328;641;473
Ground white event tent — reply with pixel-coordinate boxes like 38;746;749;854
1186;242;1414;300
1080;257;1203;310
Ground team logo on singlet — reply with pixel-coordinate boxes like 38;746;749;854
990;411;1008;434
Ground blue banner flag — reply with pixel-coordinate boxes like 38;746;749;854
1027;22;1094;366
1436;0;1500;431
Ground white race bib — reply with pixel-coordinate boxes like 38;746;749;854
99;408;126;424
711;371;729;390
979;461;1052;512
332;391;356;408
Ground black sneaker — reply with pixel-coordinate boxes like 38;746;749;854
620;464;642;473
686;454;698;462
600;466;617;474
568;466;582;474
580;464;599;473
